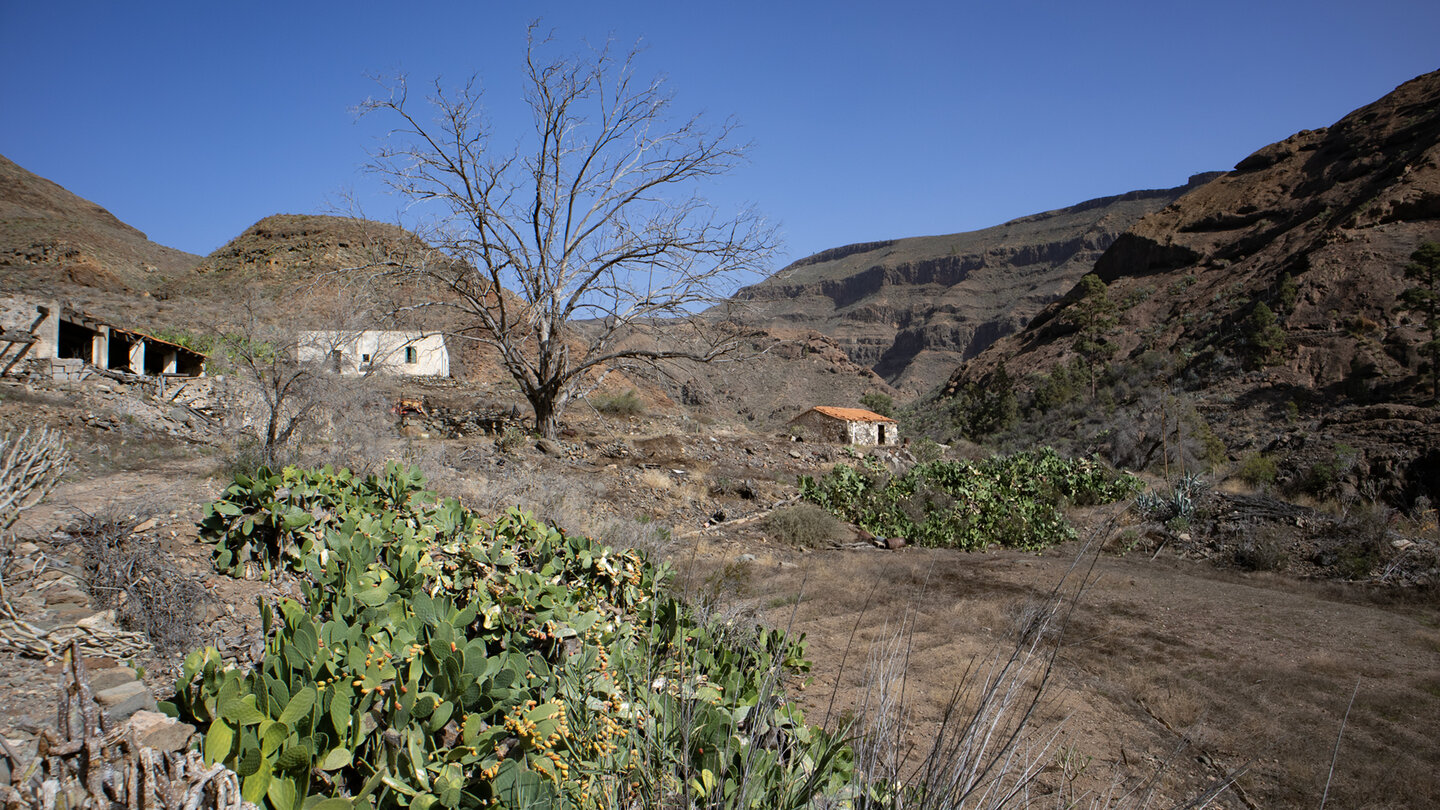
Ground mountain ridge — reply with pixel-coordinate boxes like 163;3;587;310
0;153;201;305
725;173;1222;390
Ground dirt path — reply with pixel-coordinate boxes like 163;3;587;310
726;538;1440;808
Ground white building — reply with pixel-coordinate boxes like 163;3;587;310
298;331;450;377
789;406;899;446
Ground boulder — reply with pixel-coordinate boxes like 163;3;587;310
127;710;195;753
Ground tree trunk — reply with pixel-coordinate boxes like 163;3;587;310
530;394;559;440
264;404;282;466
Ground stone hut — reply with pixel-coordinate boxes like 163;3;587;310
789;406;899;446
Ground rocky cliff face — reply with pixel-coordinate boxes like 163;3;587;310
943;70;1440;508
727;177;1218;392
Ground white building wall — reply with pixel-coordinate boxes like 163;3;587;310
298;331;449;377
0;297;60;360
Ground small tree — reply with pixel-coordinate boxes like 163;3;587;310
860;391;895;417
363;28;778;438
949;362;1018;439
1245;301;1286;366
213;298;365;467
1276;271;1299;314
1066;274;1117;397
1399;240;1440;401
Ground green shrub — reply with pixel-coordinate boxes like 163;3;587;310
1234;531;1287;572
798;448;1140;551
179;464;850;809
592;389;645;417
495;426;527;454
859;391;894;417
1234;453;1278;487
763;503;844;547
910;437;944;464
1244;301;1287;366
1298;443;1358;496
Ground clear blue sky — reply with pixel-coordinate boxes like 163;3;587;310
2;1;1437;273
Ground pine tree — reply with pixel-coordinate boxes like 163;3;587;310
1067;274;1117;398
1246;301;1287;366
1399;241;1440;402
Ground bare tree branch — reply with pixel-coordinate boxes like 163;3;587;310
360;27;777;437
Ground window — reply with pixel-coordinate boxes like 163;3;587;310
405;347;418;364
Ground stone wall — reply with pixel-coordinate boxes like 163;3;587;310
845;419;898;446
0;296;60;376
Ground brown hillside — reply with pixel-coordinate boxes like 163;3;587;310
0;153;201;315
725;176;1218;392
945;70;1440;506
156;214;458;330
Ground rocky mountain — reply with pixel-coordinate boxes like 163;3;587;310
941;70;1440;508
725;175;1219;392
0;153;201;310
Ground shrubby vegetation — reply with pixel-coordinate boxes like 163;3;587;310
911;351;1229;478
591;389;645;418
1243;301;1286;366
176;463;851;809
1134;473;1208;530
1400;240;1440;401
858;391;894;417
761;503;844;547
798;448;1141;550
1234;452;1279;488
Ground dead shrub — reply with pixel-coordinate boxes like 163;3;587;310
762;502;843;547
593;516;674;558
638;468;674;492
1;427;70;589
72;510;209;655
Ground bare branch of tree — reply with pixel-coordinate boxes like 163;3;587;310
360;26;777;437
1;427;70;611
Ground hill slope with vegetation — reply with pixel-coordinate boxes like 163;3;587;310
930;69;1440;510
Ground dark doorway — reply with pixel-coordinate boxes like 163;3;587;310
108;333;135;372
58;320;96;361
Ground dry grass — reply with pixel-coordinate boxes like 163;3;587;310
724;524;1440;809
638;468;674;492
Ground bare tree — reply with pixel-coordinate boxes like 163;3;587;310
361;27;778;438
214;294;371;467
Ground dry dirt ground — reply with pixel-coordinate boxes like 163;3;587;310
3;377;1438;809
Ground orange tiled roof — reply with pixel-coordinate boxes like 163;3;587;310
800;406;897;423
